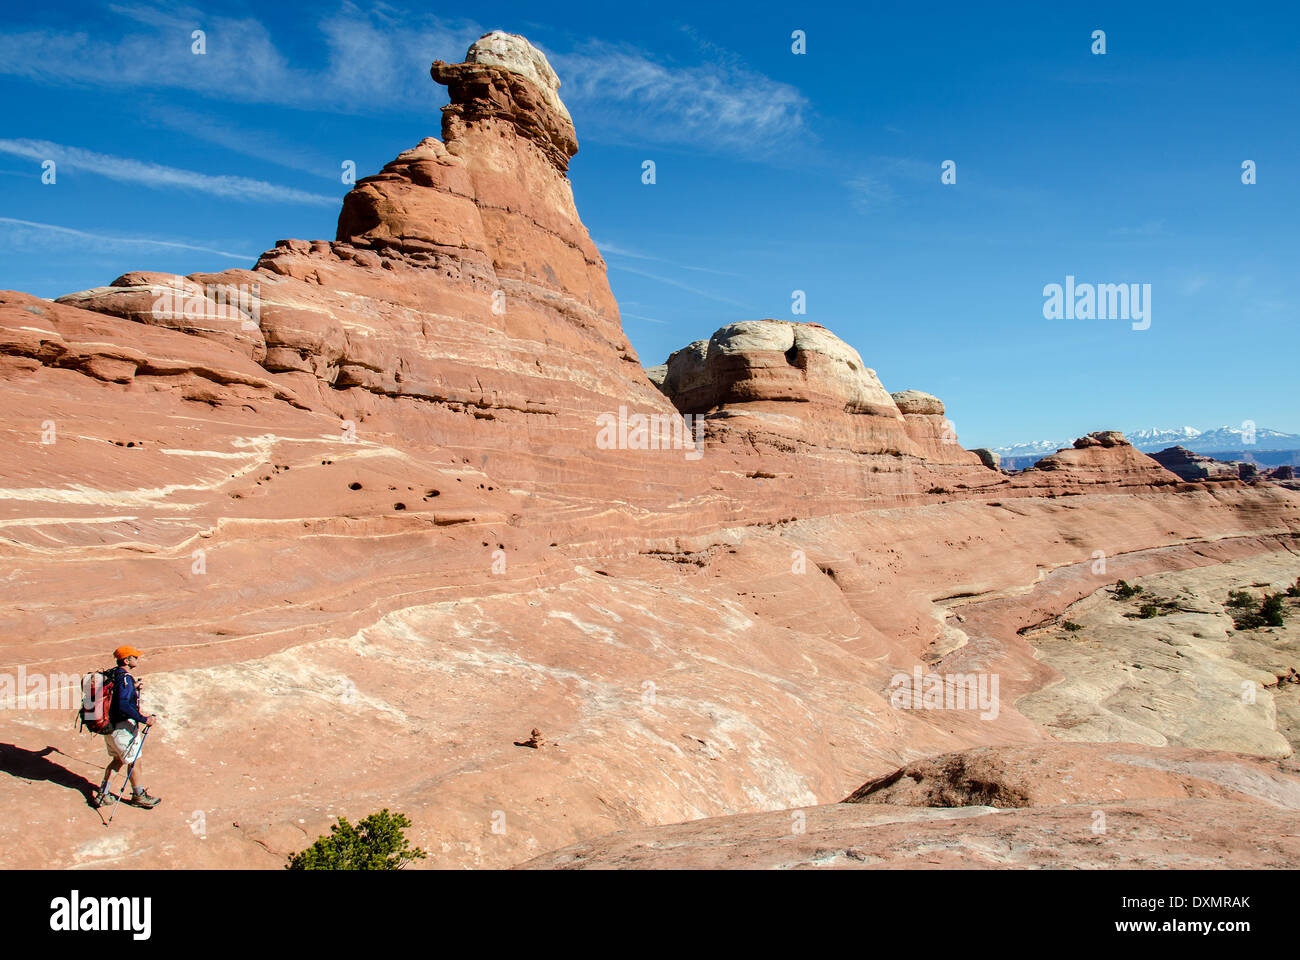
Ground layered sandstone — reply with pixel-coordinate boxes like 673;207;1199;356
889;389;986;468
1;32;1298;871
650;322;998;500
656;319;906;435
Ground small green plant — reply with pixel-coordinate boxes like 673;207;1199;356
1261;593;1286;628
1063;621;1084;632
1226;589;1254;609
1233;609;1265;630
1138;603;1159;619
1113;580;1142;600
1228;590;1287;631
286;809;427;870
1286;578;1300;598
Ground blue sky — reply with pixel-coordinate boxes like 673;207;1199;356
1;1;1296;448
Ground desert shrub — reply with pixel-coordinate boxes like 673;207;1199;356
286;809;427;870
1226;589;1254;609
1229;592;1287;631
1063;621;1084;632
1261;593;1286;627
1138;604;1159;619
1286;578;1300;598
1233;609;1265;630
1113;580;1142;600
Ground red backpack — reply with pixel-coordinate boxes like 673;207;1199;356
76;668;117;734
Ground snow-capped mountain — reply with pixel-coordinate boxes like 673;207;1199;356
1126;426;1204;447
990;438;1074;458
993;425;1300;460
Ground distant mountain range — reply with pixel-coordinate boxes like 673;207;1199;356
993;425;1300;461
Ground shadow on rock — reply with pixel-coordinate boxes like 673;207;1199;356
0;743;97;804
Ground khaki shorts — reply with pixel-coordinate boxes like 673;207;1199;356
105;721;142;763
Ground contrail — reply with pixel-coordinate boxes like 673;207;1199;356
0;138;337;206
0;217;254;260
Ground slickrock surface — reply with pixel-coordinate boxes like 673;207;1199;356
1016;554;1300;756
844;741;1300;808
520;742;1300;869
2;33;1299;870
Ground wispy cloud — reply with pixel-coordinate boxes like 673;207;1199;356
0;3;480;113
0;216;253;259
0;6;805;160
142;104;342;180
847;155;943;209
594;238;745;278
847;174;898;208
620;311;668;325
0;6;806;160
0;139;337;205
557;41;807;154
608;262;753;309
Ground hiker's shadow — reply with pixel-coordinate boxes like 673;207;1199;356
0;743;97;804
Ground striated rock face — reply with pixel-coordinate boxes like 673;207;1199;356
2;31;1299;872
889;389;984;468
431;32;576;172
55;271;267;362
650;323;992;491
462;31;572;124
659;320;902;420
1150;445;1241;481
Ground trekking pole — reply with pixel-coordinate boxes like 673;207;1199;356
105;725;150;826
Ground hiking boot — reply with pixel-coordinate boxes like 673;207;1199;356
91;788;110;809
127;789;161;809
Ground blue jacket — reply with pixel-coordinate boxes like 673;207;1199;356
110;667;148;724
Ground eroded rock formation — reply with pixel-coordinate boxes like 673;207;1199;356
1;32;1298;870
1151;445;1242;481
1012;430;1184;491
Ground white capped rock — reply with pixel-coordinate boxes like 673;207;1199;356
466;31;571;123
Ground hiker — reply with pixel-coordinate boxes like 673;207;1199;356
93;645;160;809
